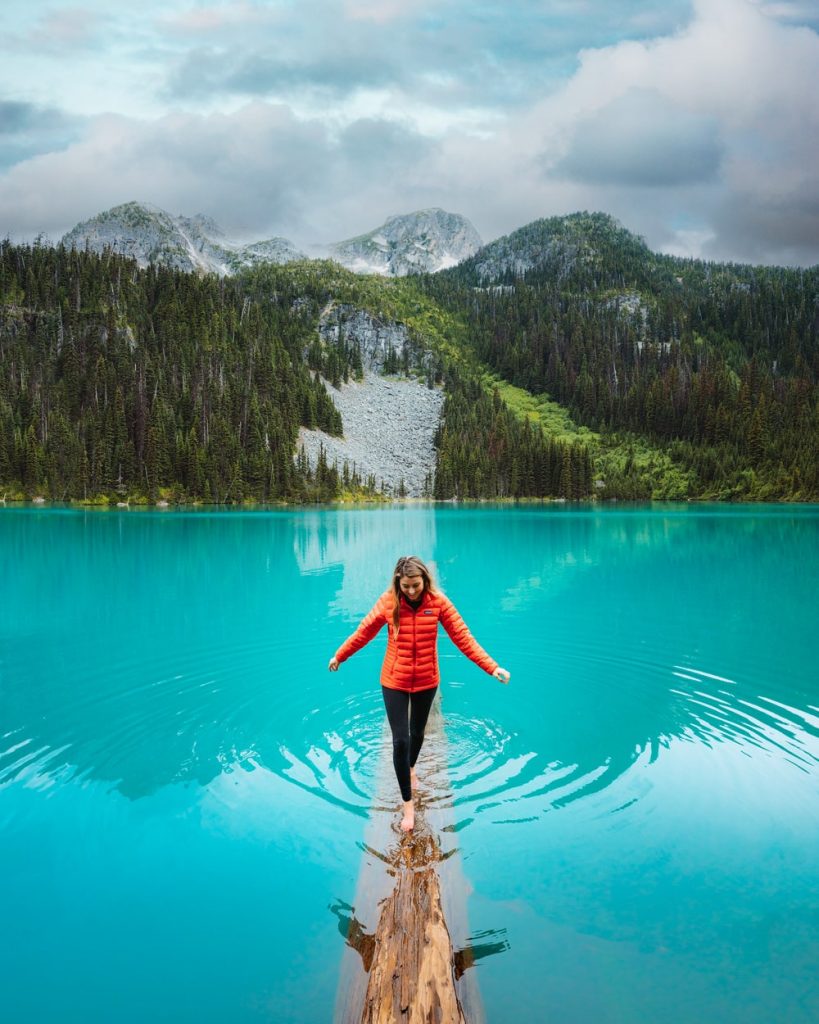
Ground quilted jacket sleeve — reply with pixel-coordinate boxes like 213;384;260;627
335;594;389;663
439;596;498;675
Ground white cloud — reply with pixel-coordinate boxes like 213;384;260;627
1;0;817;264
458;0;819;263
0;104;331;242
0;101;448;247
751;0;819;25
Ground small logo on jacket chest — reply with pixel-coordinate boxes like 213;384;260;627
423;609;434;615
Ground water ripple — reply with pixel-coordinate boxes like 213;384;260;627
2;629;817;829
432;650;819;829
1;632;391;811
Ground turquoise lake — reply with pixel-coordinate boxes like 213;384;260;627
1;504;818;1023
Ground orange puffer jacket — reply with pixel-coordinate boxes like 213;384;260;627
335;589;498;692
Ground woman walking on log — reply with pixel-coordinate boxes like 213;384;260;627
328;555;510;832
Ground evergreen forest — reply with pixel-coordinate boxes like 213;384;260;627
422;213;819;501
1;212;816;505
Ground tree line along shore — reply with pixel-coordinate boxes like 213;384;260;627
1;226;816;506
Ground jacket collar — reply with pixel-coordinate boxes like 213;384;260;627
400;588;431;611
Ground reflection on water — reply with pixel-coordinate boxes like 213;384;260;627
293;508;439;618
2;504;819;1024
1;505;817;819
434;506;818;830
439;662;818;825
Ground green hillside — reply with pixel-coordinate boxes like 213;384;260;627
1;215;817;504
420;212;819;500
0;245;593;503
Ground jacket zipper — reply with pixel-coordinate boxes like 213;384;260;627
411;608;417;690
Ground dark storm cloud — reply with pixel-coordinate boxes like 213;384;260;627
0;100;46;132
0;100;85;171
706;186;819;266
553;90;723;187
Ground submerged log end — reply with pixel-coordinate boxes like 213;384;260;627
361;828;466;1024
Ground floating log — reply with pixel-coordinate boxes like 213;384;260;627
334;695;484;1024
359;822;466;1023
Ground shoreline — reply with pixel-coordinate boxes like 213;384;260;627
2;496;818;511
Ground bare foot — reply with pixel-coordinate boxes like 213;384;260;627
400;800;415;832
410;767;419;792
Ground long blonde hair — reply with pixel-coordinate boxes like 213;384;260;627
391;555;436;634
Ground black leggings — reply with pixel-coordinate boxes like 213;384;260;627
381;686;438;802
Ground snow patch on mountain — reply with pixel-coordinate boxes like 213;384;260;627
61;201;306;275
329;208;482;276
61;202;482;279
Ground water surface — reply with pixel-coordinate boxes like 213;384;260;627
1;504;817;1023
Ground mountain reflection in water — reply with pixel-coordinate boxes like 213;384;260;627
2;505;816;820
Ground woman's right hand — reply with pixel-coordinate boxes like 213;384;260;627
328;656;339;672
494;667;511;684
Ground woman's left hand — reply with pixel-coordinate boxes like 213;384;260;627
494;667;511;684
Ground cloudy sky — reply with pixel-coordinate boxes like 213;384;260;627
1;0;818;265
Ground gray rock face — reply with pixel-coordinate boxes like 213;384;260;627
236;238;306;269
604;291;650;334
319;304;412;372
328;209;482;276
61;202;481;278
300;303;444;496
61;206;660;288
61;201;306;275
298;372;444;497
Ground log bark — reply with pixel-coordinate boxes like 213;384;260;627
360;828;466;1024
334;694;483;1024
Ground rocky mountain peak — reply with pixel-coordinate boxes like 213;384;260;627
329;208;483;276
61;203;487;278
61;201;306;276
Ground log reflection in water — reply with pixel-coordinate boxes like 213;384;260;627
334;699;499;1023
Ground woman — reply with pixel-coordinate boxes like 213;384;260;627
328;555;510;832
